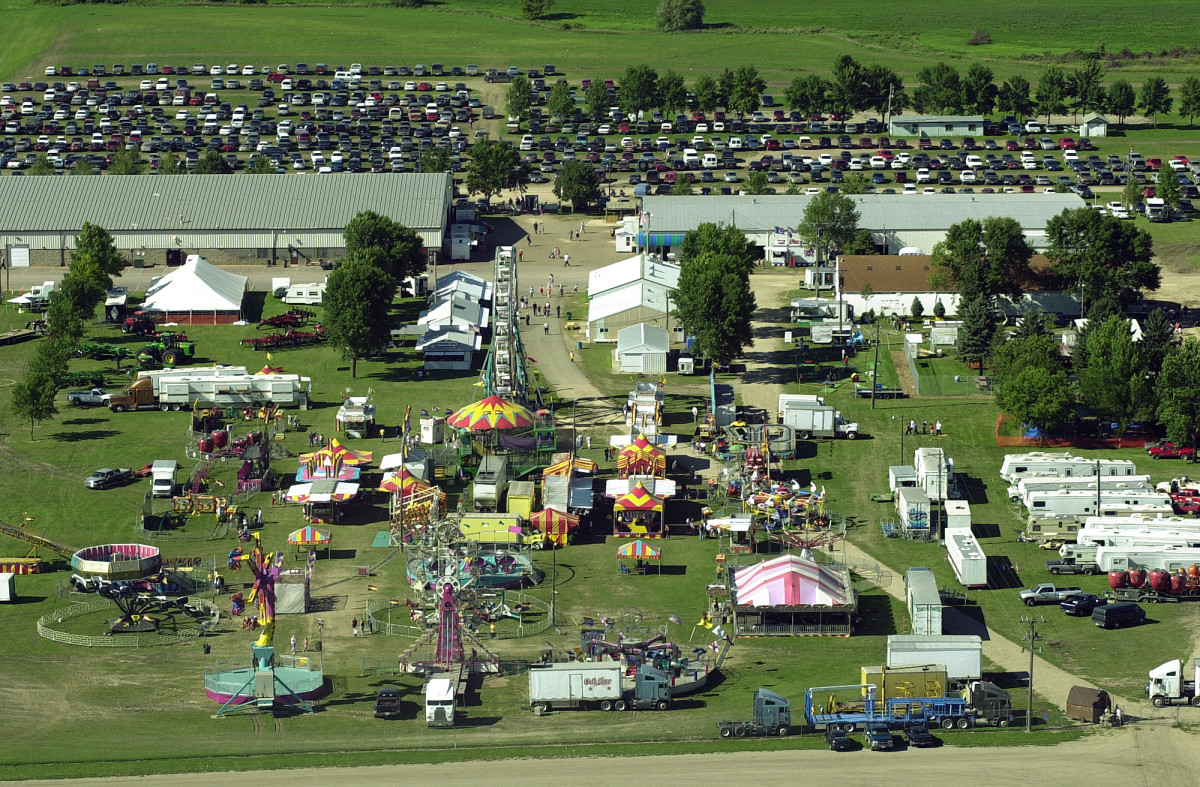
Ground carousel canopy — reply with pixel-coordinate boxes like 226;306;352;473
287;526;331;546
286;480;359;503
447;395;534;431
542;456;599;477
732;554;850;608
617;434;667;476
616;539;661;560
613;482;663;512
299;438;373;468
379;468;434;497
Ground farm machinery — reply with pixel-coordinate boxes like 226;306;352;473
259;309;316;330
241;325;324;351
136;332;196;368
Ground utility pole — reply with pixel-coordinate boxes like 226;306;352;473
1020;616;1044;733
870;321;881;409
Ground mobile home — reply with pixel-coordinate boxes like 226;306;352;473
914;447;952;501
999;452;1138;484
1024;489;1172;518
945;528;988;588
1076;523;1200;548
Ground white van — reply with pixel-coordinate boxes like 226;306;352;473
898;246;923;255
151;460;178;498
682;148;699;166
702;152;718;168
282;283;326;305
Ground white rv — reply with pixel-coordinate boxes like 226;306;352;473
282;282;326;305
1008;474;1153;503
999;452;1137;484
1096;545;1200;572
1076;525;1200;549
1024;489;1171;518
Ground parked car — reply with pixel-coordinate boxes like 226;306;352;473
901;722;935;747
825;725;854;751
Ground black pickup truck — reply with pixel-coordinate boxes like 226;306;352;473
1060;593;1105;616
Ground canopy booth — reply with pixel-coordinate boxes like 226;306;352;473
299;438;373;473
542;455;598;477
529;508;580;547
287;526;331;559
612;481;665;538
617;434;667;478
616;539;661;575
285;480;359;524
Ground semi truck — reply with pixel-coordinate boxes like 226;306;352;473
425;677;456;727
528;662;670;714
716;688;793;737
777;396;858;440
108;371;312;411
1146;658;1200;707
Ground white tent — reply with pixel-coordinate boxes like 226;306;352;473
141;255;247;323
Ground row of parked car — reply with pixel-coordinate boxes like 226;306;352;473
43;62;553;79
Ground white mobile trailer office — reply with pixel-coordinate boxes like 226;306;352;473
999;452;1137;484
904;567;943;636
282;283;326;305
945;528;988;588
1025;489;1172;518
1008;474;1153;503
889;465;918;494
914;446;951;501
886;634;983;682
944;500;971;530
1096;545;1200;573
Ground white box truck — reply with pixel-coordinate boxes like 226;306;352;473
777;399;857;440
887;634;983;682
472;456;508;513
150;460;178;498
425;677;456;727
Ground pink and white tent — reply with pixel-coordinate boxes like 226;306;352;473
732;554;850;607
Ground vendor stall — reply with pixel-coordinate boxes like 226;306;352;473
617;434;667;478
287;526;331;559
612;481;665;538
380;468;447;537
335;396;376;438
542;455;598;477
285;480;360;524
617;539;661;575
529;508;579;547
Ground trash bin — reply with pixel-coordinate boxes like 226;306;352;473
577;341;583;350
954;375;961;383
565;312;572;321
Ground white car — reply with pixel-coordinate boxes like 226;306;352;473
242;65;256;75
916;168;931;183
1107;202;1131;219
959;169;976;182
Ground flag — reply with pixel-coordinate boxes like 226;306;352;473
775;226;785;234
266;352;273;361
367;584;378;592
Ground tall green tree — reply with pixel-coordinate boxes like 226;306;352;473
840;172;870;194
29;154;54;176
1045;207;1158;308
997;75;1034;117
1139;307;1175;378
679;222;756;274
521;0;553;20
930;217;1032;301
109;148;145;175
1035;66;1068;123
956;293;998;371
1077;314;1154;433
1071;295;1121;372
843;228;878;255
785;74;829;118
1071;58;1106;119
961;63;997;115
12;340;68;440
419;146;451;174
1139;76;1172;128
1106;79;1136;126
658;70;687;114
73;222;125;284
731;65;766;118
546;81;574;120
671;252;755;366
912;62;963;114
1157;339;1200;450
1156;166;1182;209
505;74;533;120
1122;178;1143;210
245;154;276;174
743;171;769;195
693;73;720;114
993;331;1062;383
322;253;396;378
343;210;426;280
656;0;704;32
72;159;95;176
862;64;903;121
194;151;231;174
1000;365;1074;433
553;159;602;212
584;78;609;119
465;139;526;208
717;68;736;111
619;65;660;117
796;191;861;268
1179;76;1200;127
829;55;866;117
668;173;694;195
910;297;925;320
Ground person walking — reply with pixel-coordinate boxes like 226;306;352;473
290;634;296;654
525;312;530;326
556;305;561;318
527;234;532;246
532;220;538;235
543;322;549;335
569;351;575;364
303;637;309;652
563;254;570;267
518;249;523;262
351;618;358;635
559;284;564;296
579;220;585;235
568;230;573;241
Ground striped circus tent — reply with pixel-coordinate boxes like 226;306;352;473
616;434;666;478
528;508;580;547
542;455;598;477
613;481;664;512
286;526;331;546
616;539;661;560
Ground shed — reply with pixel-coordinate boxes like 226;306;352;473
1079;113;1109;138
888;115;986;138
1066;685;1110;724
616;323;669;374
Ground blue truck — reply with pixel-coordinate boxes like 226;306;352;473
805;681;1013;731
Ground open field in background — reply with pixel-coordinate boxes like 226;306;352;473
3;1;1200;87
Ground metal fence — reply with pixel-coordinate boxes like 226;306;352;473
365;590;554;641
37;597;223;648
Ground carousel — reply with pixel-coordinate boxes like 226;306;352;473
447;394;556;462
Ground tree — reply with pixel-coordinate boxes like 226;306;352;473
322;254;395;378
1122;178;1143;211
1000;365;1074;433
584;78;609;119
829;55;866;117
967;29;993;46
553;159;602;211
912;62;963;114
840;172;870;194
1035;66;1068;123
343;210;425;281
73;223;125;285
465;139;526;208
785;74;829;118
717;68;736;112
1139;76;1172;128
1071;295;1121;372
11;363;59;441
1106;79;1136;127
956;293;998;371
619;65;659;117
1071;58;1106;119
72;158;95;175
993;332;1063;385
109;148;145;175
194;151;231;174
1077;314;1155;432
669;173;694;195
1156;166;1182;209
505;74;533;120
862;64;903;121
245;154;276;174
671;252;755;366
1139;307;1175;378
656;0;704;32
658;70;687;114
546;80;574;120
521;0;553;20
743;170;769;195
1157;339;1200;450
910;297;925;320
1045;207;1158;307
1179;76;1200;127
1012;306;1055;340
419;147;452;174
842;228;878;255
730;66;766;118
796;191;861;268
28;154;54;176
962;63;997;115
997;75;1034;117
929;217;1032;301
679;222;755;274
48;252;108;343
693;74;720;114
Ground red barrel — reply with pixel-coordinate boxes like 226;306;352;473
1128;568;1147;588
247;431;262;446
198;436;214;453
1108;570;1128;590
1189;564;1200;582
1149;569;1171;592
1170;574;1188;594
212;430;228;449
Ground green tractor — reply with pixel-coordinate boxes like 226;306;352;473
137;332;196;368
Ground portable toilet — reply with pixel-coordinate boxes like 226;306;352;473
0;573;14;602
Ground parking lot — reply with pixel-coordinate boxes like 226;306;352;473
2;60;1199;220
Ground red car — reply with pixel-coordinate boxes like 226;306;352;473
1149;443;1196;460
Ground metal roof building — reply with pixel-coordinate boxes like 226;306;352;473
637;193;1085;257
0;173;453;268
